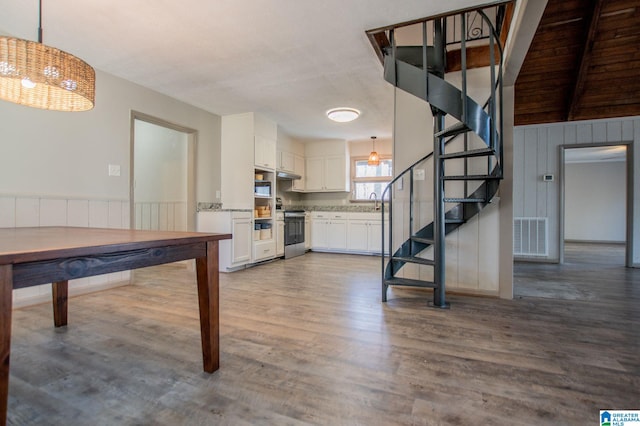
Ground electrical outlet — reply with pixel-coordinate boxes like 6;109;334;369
215;190;221;199
108;164;121;177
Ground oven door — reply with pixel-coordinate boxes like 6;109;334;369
284;215;305;246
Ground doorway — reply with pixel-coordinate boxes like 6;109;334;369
560;143;632;266
130;112;197;232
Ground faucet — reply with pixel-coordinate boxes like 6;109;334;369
369;192;380;211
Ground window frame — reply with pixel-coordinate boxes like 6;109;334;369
350;155;393;202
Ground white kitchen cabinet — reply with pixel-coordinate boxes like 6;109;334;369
304;156;349;192
254;239;276;261
347;220;370;252
292;154;305;192
255;135;277;170
304;214;311;250
276;216;285;256
221;112;277;209
303;139;349;193
346;213;388;254
279;150;295;173
310;212;347;251
197;211;252;271
232;214;252;263
305;157;324;191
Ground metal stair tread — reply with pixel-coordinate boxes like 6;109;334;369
443;197;486;203
392;255;435;266
434;122;470;138
445;218;465;224
384;277;438;289
442;174;501;181
411;236;434;245
441;147;494;159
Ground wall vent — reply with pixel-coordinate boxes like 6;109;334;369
514;217;548;256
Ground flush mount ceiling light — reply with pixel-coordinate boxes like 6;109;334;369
0;0;95;111
326;107;360;123
368;136;380;166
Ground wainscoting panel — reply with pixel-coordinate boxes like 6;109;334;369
134;201;187;231
0;195;132;307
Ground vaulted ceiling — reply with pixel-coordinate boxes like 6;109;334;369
514;0;640;126
1;1;637;140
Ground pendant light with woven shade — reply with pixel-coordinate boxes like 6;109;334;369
0;0;95;111
367;136;380;166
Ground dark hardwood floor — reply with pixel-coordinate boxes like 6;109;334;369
7;247;639;425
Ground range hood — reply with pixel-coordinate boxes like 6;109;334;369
276;170;302;180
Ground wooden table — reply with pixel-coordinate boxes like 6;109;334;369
0;227;231;425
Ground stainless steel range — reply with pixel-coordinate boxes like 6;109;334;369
284;210;305;258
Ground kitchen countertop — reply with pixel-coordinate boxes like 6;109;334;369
197;202;382;213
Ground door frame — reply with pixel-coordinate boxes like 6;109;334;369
130;111;198;231
558;141;634;266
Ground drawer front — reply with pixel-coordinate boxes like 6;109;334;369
253;240;276;261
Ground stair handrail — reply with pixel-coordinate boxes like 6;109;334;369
380;7;505;300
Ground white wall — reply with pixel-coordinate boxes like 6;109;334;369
134;120;188;203
513;117;639;266
0;70;221;202
392;85;502;296
565;161;626;242
0;69;222;306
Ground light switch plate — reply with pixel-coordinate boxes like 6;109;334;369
108;164;121;177
415;169;425;180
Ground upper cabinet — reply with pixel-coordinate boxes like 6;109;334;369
291;154;305;192
255;135;276;170
278;150;295;173
276;128;306;192
221;112;277;209
303;140;350;192
254;114;277;170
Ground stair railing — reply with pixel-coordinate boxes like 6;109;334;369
379;6;505;303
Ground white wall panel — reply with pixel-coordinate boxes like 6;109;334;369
40;199;67;226
0;197;15;227
108;201;123;228
15;198;39;227
3;194;132;307
67;200;89;227
89;200;109;228
593;122;607;142
514;116;639;266
607;121;622;142
577;123;592;143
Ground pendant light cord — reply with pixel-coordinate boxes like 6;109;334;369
37;0;43;43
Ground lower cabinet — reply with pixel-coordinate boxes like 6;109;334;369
310;212;347;251
197;211;252;271
254;239;276;261
276;218;285;256
347;215;387;254
304;214;311;250
310;212;387;255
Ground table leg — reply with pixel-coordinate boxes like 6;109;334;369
52;281;69;327
195;241;219;373
1;264;13;426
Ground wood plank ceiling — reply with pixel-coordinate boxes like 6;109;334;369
514;0;640;126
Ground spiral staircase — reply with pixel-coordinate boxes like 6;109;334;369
373;6;507;307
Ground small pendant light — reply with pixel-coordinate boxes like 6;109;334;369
368;136;380;166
